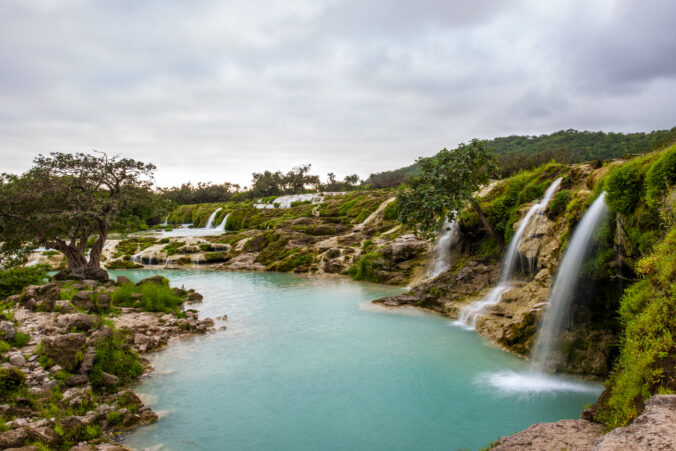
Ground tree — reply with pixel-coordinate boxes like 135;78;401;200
344;174;360;186
396;139;503;243
0;152;155;280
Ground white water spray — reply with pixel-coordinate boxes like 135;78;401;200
161;215;169;226
455;178;562;329
216;212;230;232
530;193;609;370
427;218;459;279
205;208;222;229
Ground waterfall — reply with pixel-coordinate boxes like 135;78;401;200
217;212;230;232
205;207;222;229
530;192;609;370
161;215;169;226
427;218;459;278
455;178;562;329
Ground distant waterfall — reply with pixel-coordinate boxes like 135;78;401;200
427;218;459;278
205;207;222;229
530;193;609;370
217;213;230;232
161;215;169;226
456;178;562;329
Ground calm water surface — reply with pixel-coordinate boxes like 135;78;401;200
111;269;600;451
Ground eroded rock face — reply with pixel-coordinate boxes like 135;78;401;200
40;333;87;372
592;395;676;451
491;419;604;451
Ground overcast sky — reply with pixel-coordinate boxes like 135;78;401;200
1;0;675;187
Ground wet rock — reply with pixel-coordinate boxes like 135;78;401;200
323;258;345;273
186;292;203;303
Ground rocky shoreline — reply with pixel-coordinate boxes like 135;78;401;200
0;275;221;450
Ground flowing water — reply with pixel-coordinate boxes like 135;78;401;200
426;218;459;279
204;208;222;229
456;178;562;328
531;193;609;370
113;269;601;451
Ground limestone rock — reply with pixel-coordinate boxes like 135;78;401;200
592;395;676;451
0;427;28;449
0;320;15;341
186;292;203;303
71;291;95;312
491;419;604;451
56;313;99;332
40;333;86;372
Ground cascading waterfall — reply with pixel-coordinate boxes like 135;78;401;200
216;212;230;232
161;215;169;226
530;192;609;371
427;218;459;279
456;178;562;329
205;207;222;229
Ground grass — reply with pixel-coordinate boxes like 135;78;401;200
111;280;184;313
0;265;49;299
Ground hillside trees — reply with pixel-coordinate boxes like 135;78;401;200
0;152;155;280
396;139;503;243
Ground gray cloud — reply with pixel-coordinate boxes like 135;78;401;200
0;0;674;186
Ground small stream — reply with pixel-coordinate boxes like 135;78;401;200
111;269;601;451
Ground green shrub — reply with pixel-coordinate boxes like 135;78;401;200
111;281;184;313
347;252;387;283
547;190;572;217
89;327;143;392
605;163;643;215
645;144;676;207
383;200;398;221
0;265;48;300
595;226;676;428
0;366;26;397
204;252;230;263
12;332;30;348
106;411;123;425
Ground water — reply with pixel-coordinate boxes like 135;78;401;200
455;178;562;328
531;193;609;370
427;218;459;279
161;216;169;226
204;207;223;229
112;269;600;451
216;212;230;232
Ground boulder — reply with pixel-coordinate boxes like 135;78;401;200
491;419;604;451
39;333;86;372
0;428;28;449
116;275;132;285
101;372;119;388
135;275;168;286
9;354;26;367
79;347;97;374
186;292;203;303
54;300;77;313
56;313;99;332
592;395;676;450
323;258;345;273
0;320;16;341
96;293;112;309
53;267;109;282
71;291;95;312
64;374;89;387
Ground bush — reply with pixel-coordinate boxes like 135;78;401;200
595;226;676;427
605;163;643;215
347;252;387;283
547;190;572;217
111;281;184;313
89;327;143;392
0;265;48;300
383;200;398;221
12;332;30;348
0;366;26;397
645;144;676;207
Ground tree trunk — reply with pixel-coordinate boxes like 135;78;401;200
470;198;504;247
